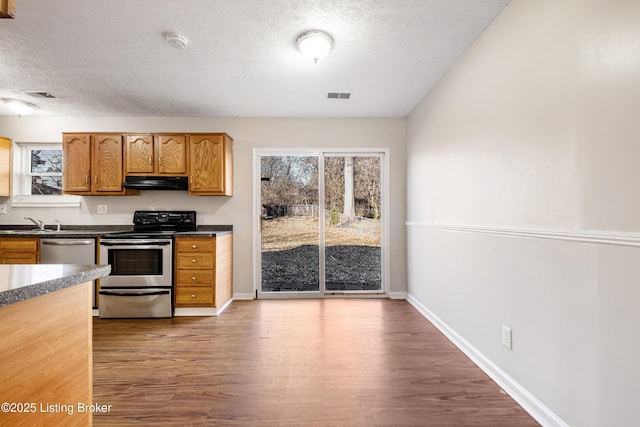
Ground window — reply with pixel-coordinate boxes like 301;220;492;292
12;143;80;207
26;146;63;195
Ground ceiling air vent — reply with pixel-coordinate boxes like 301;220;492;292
327;92;351;99
21;91;57;99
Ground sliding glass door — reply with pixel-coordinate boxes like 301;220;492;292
323;155;382;292
257;151;384;297
259;155;320;293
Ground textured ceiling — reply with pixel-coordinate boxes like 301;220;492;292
0;0;510;117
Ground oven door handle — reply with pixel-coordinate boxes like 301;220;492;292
100;240;171;246
98;290;171;297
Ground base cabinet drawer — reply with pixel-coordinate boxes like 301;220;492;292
176;239;214;253
0;240;38;251
175;287;214;305
176;269;213;286
0;238;40;264
176;253;214;269
1;254;38;264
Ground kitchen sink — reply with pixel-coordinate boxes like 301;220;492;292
0;229;64;234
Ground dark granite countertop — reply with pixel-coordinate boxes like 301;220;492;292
0;225;132;238
0;225;232;238
176;227;233;237
181;225;233;236
0;264;111;307
176;231;233;237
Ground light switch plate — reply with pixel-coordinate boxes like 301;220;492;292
502;325;512;349
97;204;108;214
0;204;6;214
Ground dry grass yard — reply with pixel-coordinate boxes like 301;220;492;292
261;216;380;251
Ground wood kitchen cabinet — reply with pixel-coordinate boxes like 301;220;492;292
1;136;11;197
125;134;187;175
188;133;233;196
63;133;132;195
174;234;232;310
62;131;233;196
0;238;40;264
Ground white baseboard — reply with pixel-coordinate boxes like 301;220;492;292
174;307;217;316
175;298;236;316
388;291;407;299
406;293;568;427
234;292;255;300
216;298;233;315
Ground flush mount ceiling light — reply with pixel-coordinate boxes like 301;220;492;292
297;30;333;63
3;98;38;115
164;33;188;49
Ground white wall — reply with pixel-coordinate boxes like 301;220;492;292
406;0;640;426
0;116;406;297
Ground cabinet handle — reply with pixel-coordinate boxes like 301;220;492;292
192;259;197;263
149;156;152;165
94;176;98;184
158;156;162;165
191;294;196;298
192;276;196;281
192;244;197;249
85;175;89;184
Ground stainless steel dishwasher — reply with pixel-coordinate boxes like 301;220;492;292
40;238;97;306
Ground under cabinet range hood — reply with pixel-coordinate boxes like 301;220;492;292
122;176;188;190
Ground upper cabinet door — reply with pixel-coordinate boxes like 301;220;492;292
125;134;154;174
188;134;232;195
93;134;124;193
62;134;92;193
0;136;11;197
157;135;187;175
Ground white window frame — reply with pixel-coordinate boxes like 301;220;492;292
11;142;81;207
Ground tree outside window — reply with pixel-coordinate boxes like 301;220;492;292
29;149;63;195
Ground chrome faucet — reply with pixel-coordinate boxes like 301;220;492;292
24;217;45;230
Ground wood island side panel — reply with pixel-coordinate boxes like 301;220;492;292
214;233;233;309
0;283;93;426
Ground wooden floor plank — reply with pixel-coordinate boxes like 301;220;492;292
93;299;539;426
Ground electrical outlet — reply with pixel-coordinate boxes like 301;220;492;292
502;325;512;349
97;204;108;214
0;204;6;214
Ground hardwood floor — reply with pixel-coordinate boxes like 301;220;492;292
93;299;539;426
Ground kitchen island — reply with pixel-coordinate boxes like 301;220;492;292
0;264;111;426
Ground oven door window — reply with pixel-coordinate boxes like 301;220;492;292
108;248;164;276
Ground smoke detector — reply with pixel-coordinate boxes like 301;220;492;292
164;33;188;49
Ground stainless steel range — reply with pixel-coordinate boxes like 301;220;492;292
98;210;196;318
